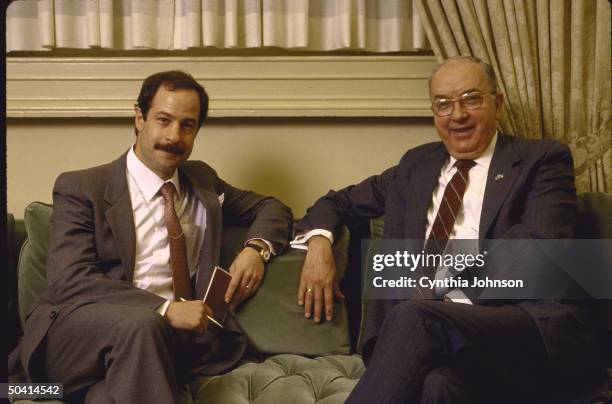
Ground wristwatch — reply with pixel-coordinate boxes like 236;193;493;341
245;242;271;263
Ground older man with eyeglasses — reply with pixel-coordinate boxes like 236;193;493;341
291;56;606;403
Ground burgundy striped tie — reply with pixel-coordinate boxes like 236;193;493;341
160;182;192;301
416;160;476;298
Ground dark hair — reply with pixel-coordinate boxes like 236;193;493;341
429;55;498;95
135;70;209;134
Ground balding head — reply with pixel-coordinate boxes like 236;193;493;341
429;56;497;97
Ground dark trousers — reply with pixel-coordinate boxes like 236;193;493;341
41;303;205;404
346;300;550;404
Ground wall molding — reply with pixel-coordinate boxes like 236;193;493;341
7;56;437;118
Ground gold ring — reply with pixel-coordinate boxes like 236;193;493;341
306;288;313;294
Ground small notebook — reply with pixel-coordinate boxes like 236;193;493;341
203;266;232;328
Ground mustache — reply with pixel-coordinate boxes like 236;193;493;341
154;143;185;155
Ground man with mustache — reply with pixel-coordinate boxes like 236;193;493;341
9;70;293;403
293;56;606;402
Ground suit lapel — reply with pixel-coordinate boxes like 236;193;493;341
180;166;222;299
104;153;137;281
406;146;448;239
479;134;523;237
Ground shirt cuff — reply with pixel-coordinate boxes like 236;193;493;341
443;289;474;305
244;238;276;255
290;229;334;250
157;299;172;316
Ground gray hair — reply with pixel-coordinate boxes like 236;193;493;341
429;56;498;95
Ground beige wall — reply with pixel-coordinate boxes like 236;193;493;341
7;117;437;219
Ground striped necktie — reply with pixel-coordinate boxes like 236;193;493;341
160;182;192;301
416;159;476;298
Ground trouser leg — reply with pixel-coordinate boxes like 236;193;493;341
346;301;442;403
346;300;549;404
84;380;113;404
420;367;471;404
43;303;178;404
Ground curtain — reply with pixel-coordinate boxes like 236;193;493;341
6;0;429;52
415;0;611;193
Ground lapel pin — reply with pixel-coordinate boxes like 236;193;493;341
494;174;504;182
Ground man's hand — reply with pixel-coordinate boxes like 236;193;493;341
225;242;266;309
298;235;345;323
165;300;212;335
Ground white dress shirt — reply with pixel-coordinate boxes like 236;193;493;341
126;147;207;310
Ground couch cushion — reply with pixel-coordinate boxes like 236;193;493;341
18;202;53;327
12;353;365;404
187;354;364;404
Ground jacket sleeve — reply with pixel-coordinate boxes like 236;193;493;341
295;166;397;239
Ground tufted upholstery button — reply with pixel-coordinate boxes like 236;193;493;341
188;354;364;404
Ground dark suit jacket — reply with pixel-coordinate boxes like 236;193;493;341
297;134;600;374
16;152;293;381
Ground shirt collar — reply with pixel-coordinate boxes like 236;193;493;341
445;132;498;174
127;146;181;201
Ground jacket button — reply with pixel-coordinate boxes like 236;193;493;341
49;311;57;319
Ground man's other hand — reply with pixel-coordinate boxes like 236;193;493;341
165;300;212;335
298;235;345;323
225;244;266;309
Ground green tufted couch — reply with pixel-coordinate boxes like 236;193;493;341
7;193;612;403
7;202;364;404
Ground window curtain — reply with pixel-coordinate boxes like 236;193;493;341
415;0;611;193
6;0;429;52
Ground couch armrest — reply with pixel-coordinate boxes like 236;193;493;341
222;224;352;357
8;214;28;351
235;247;351;356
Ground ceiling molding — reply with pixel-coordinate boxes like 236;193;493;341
7;56;437;118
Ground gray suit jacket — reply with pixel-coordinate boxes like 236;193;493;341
17;152;293;381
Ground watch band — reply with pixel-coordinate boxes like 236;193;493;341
245;242;271;263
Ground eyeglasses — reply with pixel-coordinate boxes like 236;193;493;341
431;92;496;117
